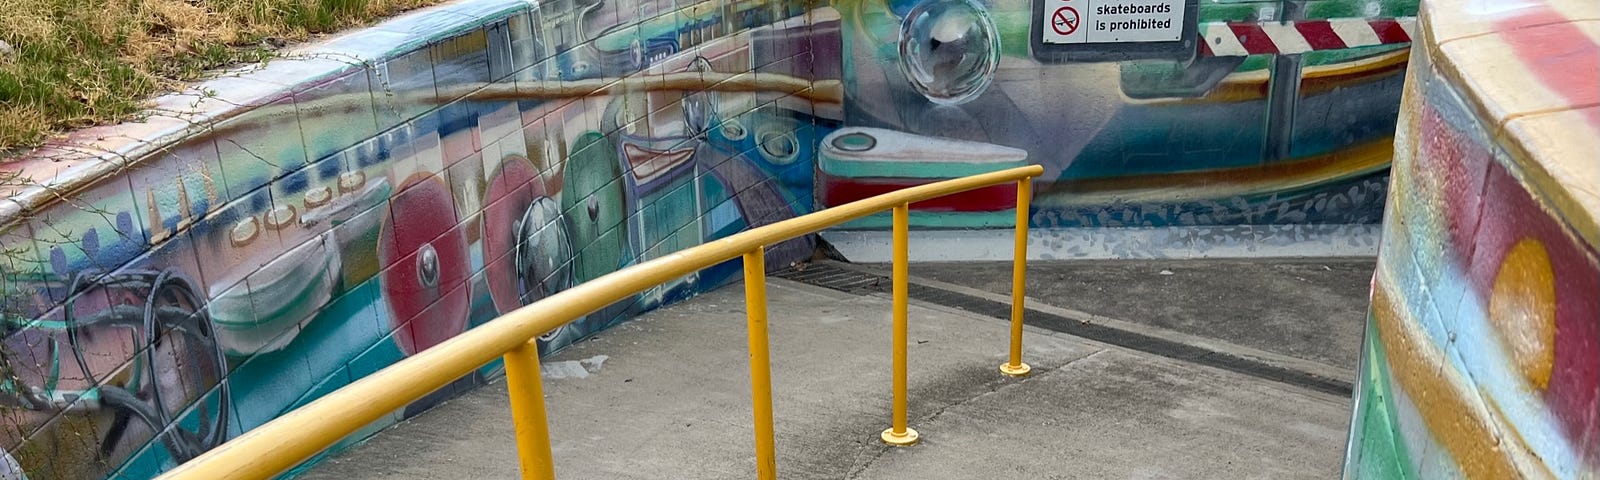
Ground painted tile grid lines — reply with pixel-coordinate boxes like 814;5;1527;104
1421;0;1600;45
40;0;565;379
1369;269;1509;477
0;142;149;253
1384;208;1594;478
1197;17;1415;56
0;0;798;234
0;0;1436;477
1423;0;1600;248
0;0;530;475
1377;223;1595;478
1450;74;1595;477
1499;108;1600;248
283;65;386;167
1350;1;1600;475
1430;18;1599;123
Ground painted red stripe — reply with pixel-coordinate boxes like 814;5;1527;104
1417;103;1492;265
1468;146;1600;448
1230;22;1278;54
1196;34;1214;57
1495;10;1600;128
1369;19;1411;44
1416;101;1600;446
1295;20;1347;50
1492;8;1573;33
821;177;1018;213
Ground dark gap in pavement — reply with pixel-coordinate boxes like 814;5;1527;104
774;262;1354;397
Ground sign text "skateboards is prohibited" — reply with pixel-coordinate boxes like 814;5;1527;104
1041;0;1185;44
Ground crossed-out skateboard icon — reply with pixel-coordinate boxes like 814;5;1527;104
1051;6;1079;36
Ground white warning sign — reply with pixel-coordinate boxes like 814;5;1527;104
1041;0;1186;44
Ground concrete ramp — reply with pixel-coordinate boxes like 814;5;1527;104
302;279;1348;479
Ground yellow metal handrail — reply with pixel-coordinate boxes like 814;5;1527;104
157;164;1044;480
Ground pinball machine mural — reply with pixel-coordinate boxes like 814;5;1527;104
824;0;1418;240
0;0;1429;477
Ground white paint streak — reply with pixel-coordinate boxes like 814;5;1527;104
1262;22;1314;54
1330;19;1382;47
543;355;611;379
1202;23;1249;56
580;354;609;371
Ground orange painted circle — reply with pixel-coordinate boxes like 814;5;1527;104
1488;237;1557;390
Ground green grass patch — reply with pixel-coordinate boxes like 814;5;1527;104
0;0;439;159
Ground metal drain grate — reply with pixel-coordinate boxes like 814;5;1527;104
772;262;888;293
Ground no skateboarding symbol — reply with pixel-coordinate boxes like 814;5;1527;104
1039;0;1186;46
1051;6;1079;36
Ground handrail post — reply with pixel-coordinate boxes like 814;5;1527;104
1001;178;1033;377
147;165;1047;480
880;203;920;446
743;248;779;480
504;339;557;480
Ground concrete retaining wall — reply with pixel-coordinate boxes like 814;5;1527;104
822;0;1418;259
0;0;1433;477
0;0;838;477
1342;0;1598;477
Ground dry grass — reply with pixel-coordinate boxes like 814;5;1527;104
0;0;440;159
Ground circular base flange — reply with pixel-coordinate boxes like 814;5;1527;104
999;362;1032;377
880;427;920;446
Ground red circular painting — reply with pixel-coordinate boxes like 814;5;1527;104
379;173;470;355
482;155;544;315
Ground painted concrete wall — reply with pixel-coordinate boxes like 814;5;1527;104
0;0;1432;478
0;0;838;477
823;0;1418;257
1342;0;1598;477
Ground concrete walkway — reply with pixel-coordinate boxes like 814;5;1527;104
898;258;1374;370
301;278;1351;479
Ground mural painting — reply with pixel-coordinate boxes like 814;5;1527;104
825;0;1417;237
0;0;836;477
1342;0;1598;477
0;0;1436;477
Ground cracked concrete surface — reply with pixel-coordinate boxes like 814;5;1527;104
300;279;1349;479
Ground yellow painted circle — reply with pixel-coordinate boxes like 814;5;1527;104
1488;237;1557;390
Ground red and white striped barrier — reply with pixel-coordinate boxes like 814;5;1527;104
1198;17;1416;56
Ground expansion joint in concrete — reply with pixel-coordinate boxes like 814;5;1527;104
842;349;1107;479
